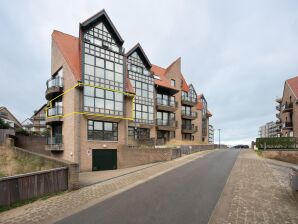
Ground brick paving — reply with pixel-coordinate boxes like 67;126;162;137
209;150;298;224
0;150;211;224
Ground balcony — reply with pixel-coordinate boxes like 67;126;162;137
181;96;197;106
156;119;177;131
181;125;198;133
276;113;281;119
282;121;293;130
46;106;63;124
276;97;282;103
45;134;63;151
45;77;64;100
33;114;46;120
181;111;197;120
282;102;293;113
156;98;178;112
276;105;281;111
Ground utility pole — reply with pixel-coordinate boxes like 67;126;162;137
218;128;221;149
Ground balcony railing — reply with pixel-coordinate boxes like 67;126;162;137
283;102;293;112
276;105;281;111
181;111;197;118
181;95;197;105
181;125;198;132
47;106;63;117
46;76;63;89
283;121;293;129
156;119;177;128
46;134;62;145
156;98;177;107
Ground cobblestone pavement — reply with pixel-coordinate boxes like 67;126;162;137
209;150;298;224
0;150;212;224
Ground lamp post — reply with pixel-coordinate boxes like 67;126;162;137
218;128;221;149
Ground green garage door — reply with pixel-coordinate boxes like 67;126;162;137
92;149;117;171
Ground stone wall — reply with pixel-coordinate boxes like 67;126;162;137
181;144;215;154
261;150;298;165
118;146;181;169
15;134;50;156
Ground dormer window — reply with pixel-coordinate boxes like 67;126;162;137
171;79;176;87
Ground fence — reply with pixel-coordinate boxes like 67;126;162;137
0;129;15;145
0;145;79;207
0;167;68;206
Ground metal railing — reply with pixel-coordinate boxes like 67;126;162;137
181;111;197;118
46;134;63;145
181;95;197;104
156;98;177;107
47;106;63;116
156;119;177;127
181;125;198;131
46;77;63;89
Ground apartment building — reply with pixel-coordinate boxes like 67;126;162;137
258;121;280;137
44;10;212;171
276;76;298;137
0;107;22;129
31;104;47;133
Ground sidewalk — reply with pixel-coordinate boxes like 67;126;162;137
0;150;212;224
209;150;298;224
79;162;163;187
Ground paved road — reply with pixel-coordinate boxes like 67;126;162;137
56;149;239;224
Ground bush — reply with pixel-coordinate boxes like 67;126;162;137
0;118;11;129
256;137;297;149
15;128;29;136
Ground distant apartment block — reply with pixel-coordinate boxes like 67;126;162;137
44;10;213;171
276;76;298;137
258;121;280;137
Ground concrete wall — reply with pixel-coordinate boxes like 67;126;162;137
118;145;181;169
181;144;215;154
261;150;298;165
15;134;50;156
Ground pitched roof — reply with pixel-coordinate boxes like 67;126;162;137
52;30;134;93
126;43;152;69
286;76;298;99
181;75;190;92
197;102;203;110
80;9;124;46
0;106;22;128
52;30;81;80
32;104;47;118
151;65;177;90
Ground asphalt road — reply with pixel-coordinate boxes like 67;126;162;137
56;149;239;224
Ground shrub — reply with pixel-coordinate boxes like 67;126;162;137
0;118;11;129
15;128;29;136
256;137;296;149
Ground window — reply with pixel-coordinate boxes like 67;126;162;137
171;79;176;87
127;51;154;125
88;120;118;141
83;86;123;116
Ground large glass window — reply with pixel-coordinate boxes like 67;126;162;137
127;51;154;124
88;120;118;141
82;21;124;117
84;86;123;116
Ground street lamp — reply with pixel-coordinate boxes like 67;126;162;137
218;128;221;149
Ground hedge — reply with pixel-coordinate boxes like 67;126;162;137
256;137;297;149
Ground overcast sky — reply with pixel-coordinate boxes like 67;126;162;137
1;0;298;145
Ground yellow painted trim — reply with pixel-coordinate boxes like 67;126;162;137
46;82;135;121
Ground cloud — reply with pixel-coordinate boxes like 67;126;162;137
0;0;298;145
